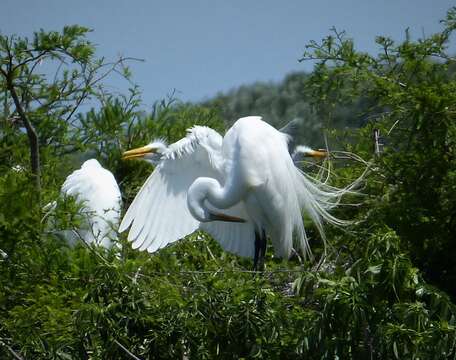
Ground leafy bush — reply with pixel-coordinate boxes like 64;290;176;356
1;8;456;359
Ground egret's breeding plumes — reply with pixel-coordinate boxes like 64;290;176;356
45;159;122;248
120;116;358;269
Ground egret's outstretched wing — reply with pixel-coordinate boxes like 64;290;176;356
61;159;122;248
120;127;224;252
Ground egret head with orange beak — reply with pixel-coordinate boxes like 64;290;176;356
122;139;168;165
292;145;328;162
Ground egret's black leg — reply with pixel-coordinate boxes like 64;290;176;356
258;229;266;270
253;230;261;271
253;229;267;271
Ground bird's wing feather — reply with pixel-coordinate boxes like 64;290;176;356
121;125;257;257
200;201;255;258
120;130;223;253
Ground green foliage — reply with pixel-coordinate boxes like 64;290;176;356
0;25;96;139
0;25;136;192
293;226;456;359
2;7;456;359
300;7;456;297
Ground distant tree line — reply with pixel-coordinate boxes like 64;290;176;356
204;71;373;148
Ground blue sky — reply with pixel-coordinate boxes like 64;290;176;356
1;1;454;106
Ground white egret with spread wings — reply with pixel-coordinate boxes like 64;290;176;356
120;116;354;269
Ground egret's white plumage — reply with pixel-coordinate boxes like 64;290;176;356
120;116;356;261
119;126;249;253
50;159;122;248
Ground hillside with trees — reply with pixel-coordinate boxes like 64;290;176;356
204;71;370;148
1;8;456;359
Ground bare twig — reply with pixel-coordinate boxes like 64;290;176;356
113;339;143;360
387;118;401;136
12;50;49;72
63;56;142;122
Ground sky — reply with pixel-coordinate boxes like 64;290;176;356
1;1;455;107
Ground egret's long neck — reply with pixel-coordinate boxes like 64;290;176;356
187;177;245;222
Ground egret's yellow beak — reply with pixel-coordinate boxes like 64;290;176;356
210;212;246;223
122;145;156;160
307;149;328;158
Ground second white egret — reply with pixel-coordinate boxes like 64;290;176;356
46;159;122;248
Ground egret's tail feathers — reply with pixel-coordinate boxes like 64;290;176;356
292;166;363;256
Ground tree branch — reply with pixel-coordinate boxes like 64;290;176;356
12;50;50;72
6;74;41;193
113;339;143;360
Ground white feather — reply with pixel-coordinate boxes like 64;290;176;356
53;159;122;248
201;201;255;257
120;127;227;252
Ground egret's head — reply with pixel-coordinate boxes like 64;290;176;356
122;139;168;165
292;145;328;161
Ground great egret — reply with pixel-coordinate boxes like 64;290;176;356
120;116;355;268
45;159;122;248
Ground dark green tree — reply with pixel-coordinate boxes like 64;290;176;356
0;25;133;194
300;8;456;296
